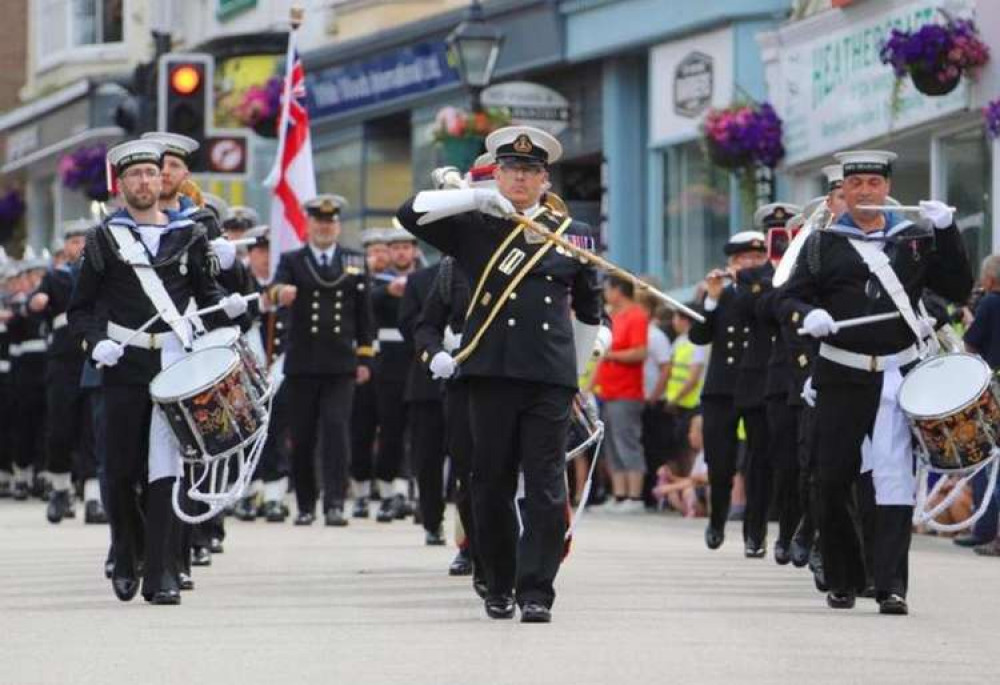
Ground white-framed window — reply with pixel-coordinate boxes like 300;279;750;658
35;0;125;70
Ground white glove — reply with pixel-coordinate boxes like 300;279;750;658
594;325;613;358
918;200;954;230
431;166;465;190
801;377;817;408
472;188;516;219
442;325;463;353
92;339;124;367
802;309;838;338
220;293;248;319
429;351;457;379
210;237;237;271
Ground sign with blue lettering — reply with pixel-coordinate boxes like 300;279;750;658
307;42;460;120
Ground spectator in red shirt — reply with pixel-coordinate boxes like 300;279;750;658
593;275;648;512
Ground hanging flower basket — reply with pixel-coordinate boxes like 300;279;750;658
985;98;1000;140
701;102;785;173
432;106;511;170
234;76;283;138
58;144;109;202
0;188;25;242
880;17;989;97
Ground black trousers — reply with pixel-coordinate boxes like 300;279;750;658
349;379;378;483
409;399;446;533
467;377;574;608
766;399;802;545
0;382;13;474
102;385;175;594
374;379;408;482
702;396;766;538
446;382;483;580
741;406;770;546
14;383;46;472
796;405;819;543
45;371;87;476
256;381;290;483
287;374;355;513
813;380;912;598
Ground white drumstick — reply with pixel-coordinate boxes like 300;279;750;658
227;237;259;246
797;311;901;336
179;292;261;321
857;205;956;213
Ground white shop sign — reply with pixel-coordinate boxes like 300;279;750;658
775;0;974;166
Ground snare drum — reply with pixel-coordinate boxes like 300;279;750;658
150;347;267;461
192;327;270;401
897;353;1000;472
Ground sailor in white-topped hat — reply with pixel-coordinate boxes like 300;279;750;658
140;132;200;217
780;149;973;615
68;138;249;606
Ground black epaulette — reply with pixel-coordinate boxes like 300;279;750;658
807;231;822;278
437;257;454;307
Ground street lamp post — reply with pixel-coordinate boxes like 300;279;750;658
446;1;504;112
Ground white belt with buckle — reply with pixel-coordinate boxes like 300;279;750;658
107;322;172;350
0;360;10;373
15;339;47;355
377;328;404;343
53;313;68;330
819;343;919;373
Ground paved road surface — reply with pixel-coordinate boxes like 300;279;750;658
2;500;996;685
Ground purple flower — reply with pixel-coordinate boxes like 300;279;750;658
880;18;989;81
985;98;1000;139
702;102;785;170
59;144;109;201
0;188;25;228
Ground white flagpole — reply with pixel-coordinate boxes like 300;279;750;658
264;6;303;189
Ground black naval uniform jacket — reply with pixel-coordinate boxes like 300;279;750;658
37;262;86;380
270;245;375;377
779;216;973;387
68;212;233;387
372;271;414;384
689;285;750;399
396;201;602;390
399;263;444;403
732;263;774;409
7;301;47;389
412;257;471;377
248;274;288;363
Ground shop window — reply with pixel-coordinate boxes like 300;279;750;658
36;0;123;66
939;128;992;271
661;140;732;290
315;138;363;244
364;115;412;220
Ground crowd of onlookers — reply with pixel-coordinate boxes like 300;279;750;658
575;258;1000;561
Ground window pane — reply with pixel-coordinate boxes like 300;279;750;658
101;0;123;42
38;0;68;58
73;0;96;46
315;138;363;242
364;118;412;212
941;128;992;271
662;141;731;290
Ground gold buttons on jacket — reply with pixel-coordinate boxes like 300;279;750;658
310;326;318;334
542;323;550;331
335;302;342;310
312;302;319;310
508;318;516;327
509;292;517;301
544;296;552;304
334;326;341;334
336;290;343;298
727;326;735;333
311;314;319;321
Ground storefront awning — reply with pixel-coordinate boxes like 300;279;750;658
1;125;123;174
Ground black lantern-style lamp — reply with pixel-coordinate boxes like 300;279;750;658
446;1;504;110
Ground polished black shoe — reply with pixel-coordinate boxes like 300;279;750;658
145;589;181;606
878;594;909;615
294;512;315;526
744;540;766;559
826;592;855;609
425;527;446;546
520;602;552;623
376;496;400;523
233;496;258;521
191;547;212;567
178;572;195;591
473;577;488;600
952;533;988;548
325;506;348;527
448;549;473;576
12;482;29;501
813;567;829;593
104;560;115;580
352;497;369;519
112;575;140;602
264;501;287;523
84;500;108;524
860;585;876;599
398;497;414;520
46;491;72;524
773;540;791;566
484;594;516;619
704;525;724;550
210;538;224;554
789;536;811;567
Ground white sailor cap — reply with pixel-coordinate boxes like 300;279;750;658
243;225;270;247
16;246;49;274
360;227;390;247
140;132;200;162
833;150;897;178
753;203;801;230
486;125;562;166
223;205;261;231
822;164;844;191
724;231;767;256
303;194;347;219
107;139;165;173
62;217;94;239
385;226;417;244
202;193;230;223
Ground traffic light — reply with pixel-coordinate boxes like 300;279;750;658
157;53;213;164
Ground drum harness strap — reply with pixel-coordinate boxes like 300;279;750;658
106;223;193;350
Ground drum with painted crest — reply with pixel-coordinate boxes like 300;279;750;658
897;353;1000;472
150;346;267;461
192;326;270;402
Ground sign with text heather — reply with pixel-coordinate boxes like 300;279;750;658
481;82;571;136
775;0;974;165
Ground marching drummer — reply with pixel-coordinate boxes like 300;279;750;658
68;139;249;606
396;125;603;623
780;149;973;615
